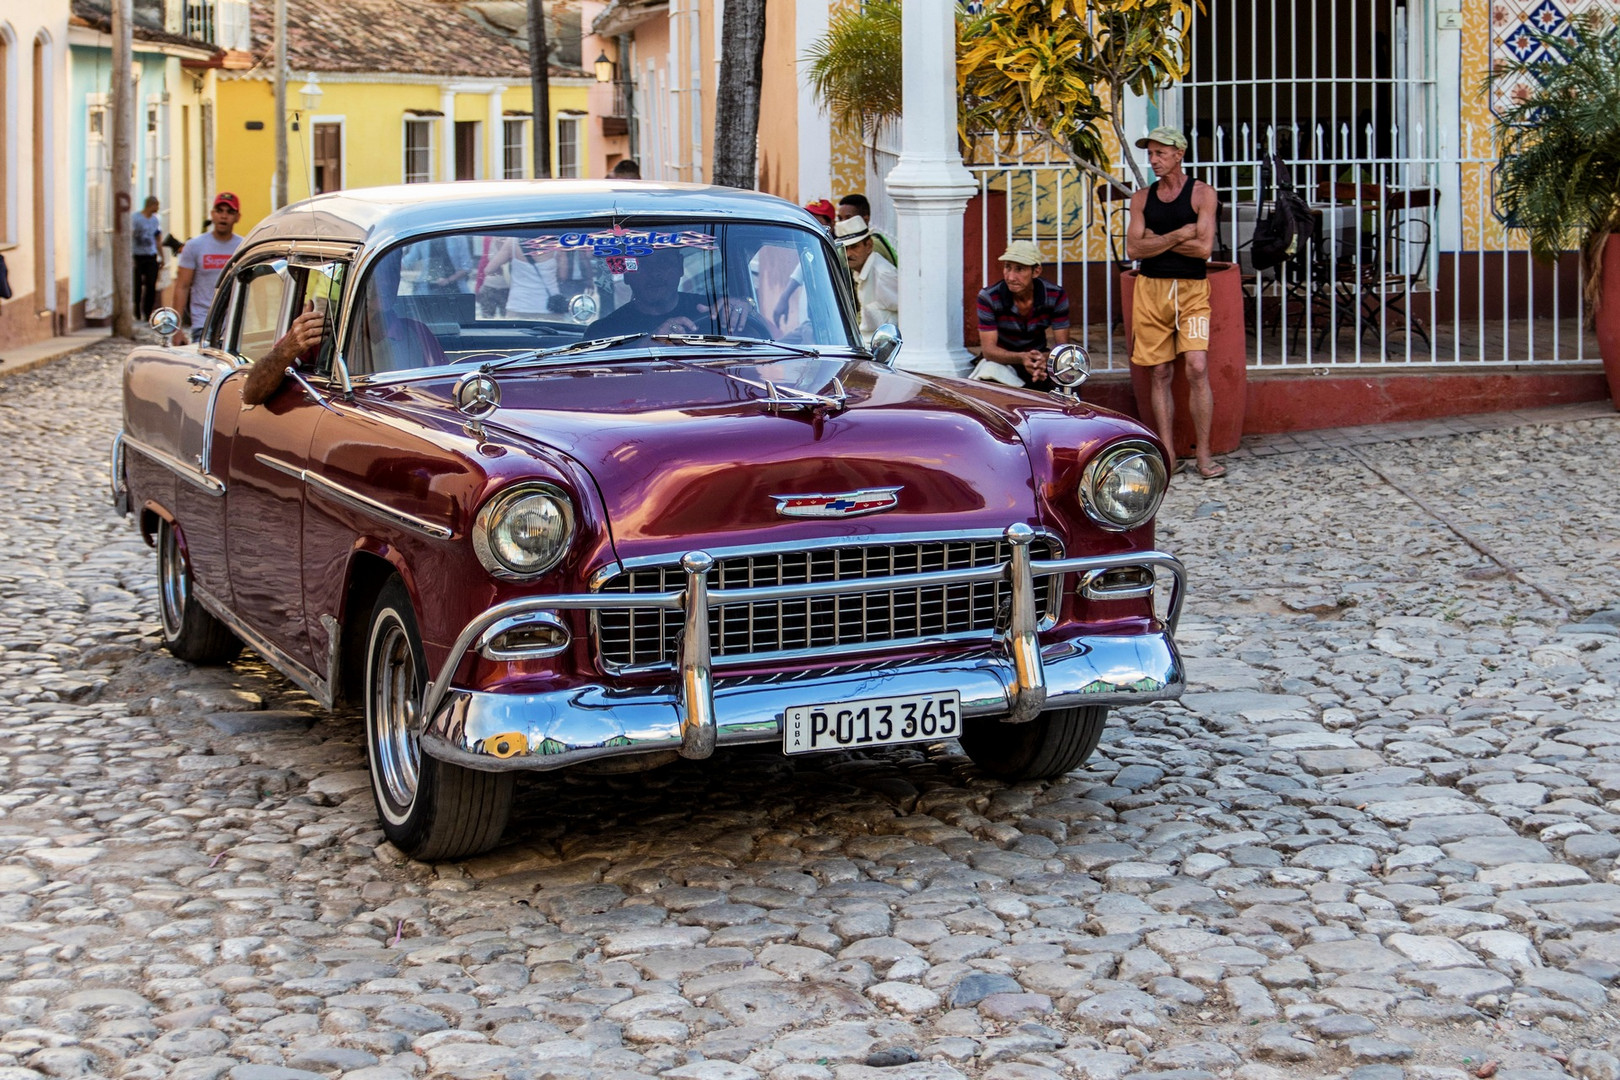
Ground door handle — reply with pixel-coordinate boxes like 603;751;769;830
187;372;212;387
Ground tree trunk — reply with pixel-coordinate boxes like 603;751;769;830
711;0;767;189
528;0;552;178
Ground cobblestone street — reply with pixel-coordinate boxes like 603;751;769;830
5;338;1620;1080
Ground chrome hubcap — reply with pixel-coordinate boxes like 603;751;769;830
370;620;421;814
158;523;187;639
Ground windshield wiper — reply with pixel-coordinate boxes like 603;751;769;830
483;332;652;371
653;333;822;360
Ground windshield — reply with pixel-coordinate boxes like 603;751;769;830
345;219;859;376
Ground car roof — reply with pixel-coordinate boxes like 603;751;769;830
242;179;823;250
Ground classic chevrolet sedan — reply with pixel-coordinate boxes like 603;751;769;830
112;180;1185;860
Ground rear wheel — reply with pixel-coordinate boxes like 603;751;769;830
960;706;1109;780
156;518;241;664
364;578;513;861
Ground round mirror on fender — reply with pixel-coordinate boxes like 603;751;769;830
869;324;902;368
1048;343;1091;392
569;294;599;324
149;307;181;340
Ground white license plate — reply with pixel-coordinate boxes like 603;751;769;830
783;691;962;755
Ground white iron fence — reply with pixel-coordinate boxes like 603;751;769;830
960;126;1595;372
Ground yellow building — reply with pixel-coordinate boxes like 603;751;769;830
215;0;596;233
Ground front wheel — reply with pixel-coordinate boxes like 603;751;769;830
156;518;241;664
959;705;1109;780
364;578;513;861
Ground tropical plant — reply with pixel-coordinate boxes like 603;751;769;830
958;0;1202;193
803;0;904;145
1491;12;1620;315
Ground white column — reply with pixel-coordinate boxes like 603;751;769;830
884;0;976;378
1434;0;1463;254
487;86;505;179
440;86;456;181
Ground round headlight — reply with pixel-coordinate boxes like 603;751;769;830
473;484;575;579
1079;440;1167;530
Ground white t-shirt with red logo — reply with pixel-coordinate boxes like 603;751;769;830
178;231;244;330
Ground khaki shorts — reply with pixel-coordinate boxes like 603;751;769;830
1130;276;1211;366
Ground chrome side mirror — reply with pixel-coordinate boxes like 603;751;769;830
869;323;902;368
1048;343;1091;396
150;306;180;343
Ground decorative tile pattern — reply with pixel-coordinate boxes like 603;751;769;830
1490;0;1603;119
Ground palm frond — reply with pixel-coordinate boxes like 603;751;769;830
802;0;904;141
1488;11;1620;309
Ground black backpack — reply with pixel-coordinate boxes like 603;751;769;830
1251;156;1312;271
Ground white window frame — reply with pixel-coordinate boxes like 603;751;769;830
555;115;580;179
0;22;16;246
309;114;345;194
402;117;435;183
502;116;527;179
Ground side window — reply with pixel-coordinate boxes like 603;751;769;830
230;261;292;359
292;260;348;378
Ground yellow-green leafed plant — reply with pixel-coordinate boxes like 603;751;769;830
958;0;1202;194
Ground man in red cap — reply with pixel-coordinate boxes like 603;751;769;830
804;199;838;232
172;193;245;344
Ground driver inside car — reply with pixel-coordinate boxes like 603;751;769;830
584;246;763;339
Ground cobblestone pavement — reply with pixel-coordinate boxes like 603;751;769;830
3;338;1620;1080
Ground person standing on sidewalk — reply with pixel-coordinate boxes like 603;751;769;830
1125;127;1225;480
171;194;244;346
132;197;164;320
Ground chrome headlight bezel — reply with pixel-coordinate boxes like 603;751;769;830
471;483;576;580
1078;439;1168;531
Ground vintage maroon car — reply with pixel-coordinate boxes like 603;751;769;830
112;181;1184;860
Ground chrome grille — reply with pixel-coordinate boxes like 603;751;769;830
595;538;1060;670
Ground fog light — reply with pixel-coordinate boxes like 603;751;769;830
476;613;571;660
1079;565;1155;600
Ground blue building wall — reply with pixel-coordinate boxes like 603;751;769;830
66;45;174;309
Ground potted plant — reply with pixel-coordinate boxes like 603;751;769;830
1492;12;1620;408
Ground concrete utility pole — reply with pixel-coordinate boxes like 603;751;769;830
528;0;552;178
273;0;288;207
111;0;134;337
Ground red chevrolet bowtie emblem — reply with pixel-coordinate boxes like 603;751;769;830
771;487;902;518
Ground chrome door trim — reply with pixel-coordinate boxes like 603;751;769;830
256;454;454;540
194;582;334;710
124;434;225;496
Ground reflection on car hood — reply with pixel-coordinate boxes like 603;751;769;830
388;356;1066;558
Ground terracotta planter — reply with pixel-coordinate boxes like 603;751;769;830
1122;262;1248;457
1596;234;1620;412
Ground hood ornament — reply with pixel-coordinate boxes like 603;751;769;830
454;371;501;438
772;486;902;518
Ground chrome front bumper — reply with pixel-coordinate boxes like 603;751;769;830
418;527;1185;772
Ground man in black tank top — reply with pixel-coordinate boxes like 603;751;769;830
1125;127;1226;480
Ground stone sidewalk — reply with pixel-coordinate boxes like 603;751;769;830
0;339;1618;1080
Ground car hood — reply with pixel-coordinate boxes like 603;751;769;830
391;355;1052;559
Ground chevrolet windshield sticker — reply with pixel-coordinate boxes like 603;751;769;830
524;228;716;259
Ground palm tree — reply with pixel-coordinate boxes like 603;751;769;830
803;0;904;146
1491;12;1620;314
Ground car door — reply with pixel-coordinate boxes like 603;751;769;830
221;256;328;672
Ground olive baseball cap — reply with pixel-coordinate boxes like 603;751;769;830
1134;126;1188;151
998;240;1043;266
